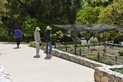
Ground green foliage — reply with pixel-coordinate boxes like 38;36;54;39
0;35;15;42
90;40;98;46
56;46;65;50
98;0;123;25
85;55;113;65
52;30;63;42
22;16;38;36
119;50;123;56
28;41;36;48
115;68;123;74
0;0;82;38
83;32;92;43
69;44;74;48
99;31;111;42
1;0;123;43
0;26;5;36
82;0;112;7
40;44;45;50
108;30;123;41
76;6;102;24
28;41;45;50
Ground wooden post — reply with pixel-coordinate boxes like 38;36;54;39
74;26;77;55
97;52;100;60
66;43;67;51
80;48;81;55
55;42;56;48
115;56;118;64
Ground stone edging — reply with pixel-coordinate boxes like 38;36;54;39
0;64;12;82
50;48;123;82
94;65;123;82
51;48;107;68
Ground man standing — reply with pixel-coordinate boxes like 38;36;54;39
44;26;52;59
14;26;22;48
34;27;42;58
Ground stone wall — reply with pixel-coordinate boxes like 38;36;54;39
94;65;123;82
50;48;123;82
51;48;107;69
0;64;12;82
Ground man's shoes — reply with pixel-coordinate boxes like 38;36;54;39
45;55;52;59
33;55;40;58
17;45;19;48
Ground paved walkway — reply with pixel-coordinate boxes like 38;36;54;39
0;42;94;82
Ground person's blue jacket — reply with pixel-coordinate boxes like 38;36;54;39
14;29;22;38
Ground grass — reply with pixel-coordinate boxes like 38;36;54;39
55;46;65;50
85;55;113;65
115;69;123;74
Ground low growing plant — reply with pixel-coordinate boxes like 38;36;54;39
28;41;45;49
85;55;113;65
28;41;36;47
119;50;123;56
115;68;123;74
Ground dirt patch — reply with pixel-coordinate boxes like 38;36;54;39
60;45;123;65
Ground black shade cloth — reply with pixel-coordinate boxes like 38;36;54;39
54;23;117;33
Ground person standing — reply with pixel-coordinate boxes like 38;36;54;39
34;27;42;58
14;26;22;48
44;26;52;59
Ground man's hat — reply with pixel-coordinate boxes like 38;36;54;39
46;26;51;30
36;27;40;30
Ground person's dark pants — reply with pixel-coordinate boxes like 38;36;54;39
16;38;21;47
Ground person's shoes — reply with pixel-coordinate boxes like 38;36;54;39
48;55;52;58
33;55;40;58
17;45;19;48
44;55;49;59
45;55;52;59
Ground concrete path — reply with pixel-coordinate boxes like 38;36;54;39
0;42;94;82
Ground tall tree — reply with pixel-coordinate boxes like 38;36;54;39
1;0;82;36
83;0;113;7
98;0;123;26
76;6;102;24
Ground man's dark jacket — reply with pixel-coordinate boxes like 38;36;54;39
44;30;51;42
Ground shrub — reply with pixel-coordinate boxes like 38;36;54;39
119;50;123;56
40;43;45;50
0;35;15;42
28;41;45;50
52;31;63;42
22;16;38;37
28;41;36;47
90;40;98;46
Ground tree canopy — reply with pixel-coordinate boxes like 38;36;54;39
98;0;123;26
0;0;123;42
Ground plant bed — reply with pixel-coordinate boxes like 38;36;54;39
55;46;113;65
55;44;123;65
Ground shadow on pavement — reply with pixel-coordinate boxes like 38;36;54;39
0;42;27;44
13;47;21;49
